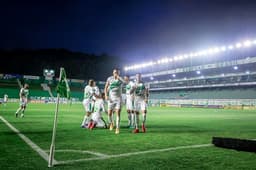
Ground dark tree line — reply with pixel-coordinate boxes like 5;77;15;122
0;49;125;80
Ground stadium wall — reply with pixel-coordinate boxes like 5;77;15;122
150;86;256;100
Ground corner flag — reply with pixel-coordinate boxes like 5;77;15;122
48;67;70;167
56;68;71;99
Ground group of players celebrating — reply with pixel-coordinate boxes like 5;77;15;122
12;68;149;135
81;68;149;134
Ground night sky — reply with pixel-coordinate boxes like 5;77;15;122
1;0;256;63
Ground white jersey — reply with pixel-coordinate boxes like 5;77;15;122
106;76;124;100
4;94;8;102
125;81;135;97
134;81;147;99
19;88;29;106
94;98;105;113
94;85;100;96
84;85;95;100
20;88;29;99
91;98;105;123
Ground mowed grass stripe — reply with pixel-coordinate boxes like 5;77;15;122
0;115;58;164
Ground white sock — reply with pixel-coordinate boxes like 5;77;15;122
108;114;113;124
142;113;146;125
16;108;21;114
135;113;139;129
116;116;120;129
127;113;131;126
131;113;134;126
81;115;88;126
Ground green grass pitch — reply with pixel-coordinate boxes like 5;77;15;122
0;102;256;170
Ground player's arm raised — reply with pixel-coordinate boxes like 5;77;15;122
19;89;23;101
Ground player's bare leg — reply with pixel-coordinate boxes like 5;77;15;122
133;111;140;133
108;109;114;130
81;112;91;128
20;106;26;118
15;106;22;118
127;109;131;127
142;110;147;133
115;109;121;134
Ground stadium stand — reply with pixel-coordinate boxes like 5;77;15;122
0;74;106;101
125;43;256;108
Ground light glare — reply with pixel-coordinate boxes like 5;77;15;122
236;43;242;48
243;40;252;47
228;45;234;50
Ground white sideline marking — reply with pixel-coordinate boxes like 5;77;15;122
45;149;108;157
57;143;213;165
0;116;58;164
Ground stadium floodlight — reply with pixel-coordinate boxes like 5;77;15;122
213;47;220;53
150;76;154;80
235;43;242;48
124;38;256;71
178;55;184;60
189;53;194;57
246;71;250;74
207;48;214;54
228;45;234;50
221;46;226;51
184;77;187;80
196;70;201;74
198;51;204;56
162;58;169;63
201;50;208;55
43;69;55;80
183;54;188;58
221;73;225;77
243;40;252;47
233;66;238;70
194;53;199;57
172;74;176;77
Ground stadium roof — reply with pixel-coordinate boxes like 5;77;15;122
124;39;256;71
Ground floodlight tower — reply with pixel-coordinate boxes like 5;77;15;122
43;69;55;84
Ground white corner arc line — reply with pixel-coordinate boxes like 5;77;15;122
57;143;213;165
0;116;58;164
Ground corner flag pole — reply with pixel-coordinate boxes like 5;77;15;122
48;69;62;168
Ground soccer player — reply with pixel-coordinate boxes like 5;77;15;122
88;93;108;130
15;84;29;118
132;73;149;133
124;75;135;128
3;94;8;106
93;81;100;98
81;79;95;128
104;68;124;134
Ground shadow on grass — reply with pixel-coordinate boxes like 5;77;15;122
147;124;214;133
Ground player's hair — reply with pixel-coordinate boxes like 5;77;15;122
113;68;120;71
113;68;120;75
88;79;94;86
24;83;29;88
124;75;130;78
